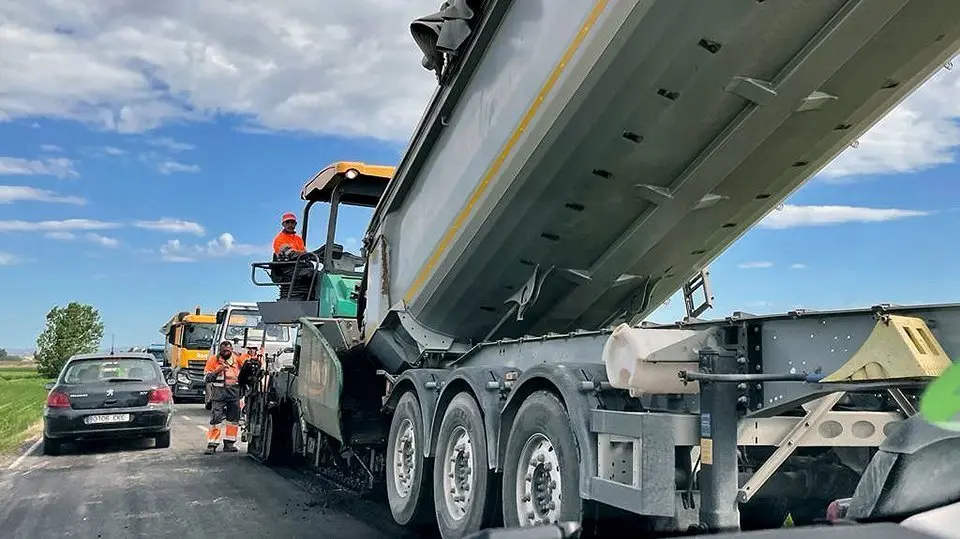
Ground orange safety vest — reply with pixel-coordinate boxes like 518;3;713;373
273;230;306;255
204;353;246;387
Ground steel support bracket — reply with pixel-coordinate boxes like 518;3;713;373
737;391;845;503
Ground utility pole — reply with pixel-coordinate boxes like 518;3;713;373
110;334;115;355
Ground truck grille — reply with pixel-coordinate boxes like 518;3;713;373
186;360;206;379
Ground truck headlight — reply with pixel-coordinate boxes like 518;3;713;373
177;373;191;384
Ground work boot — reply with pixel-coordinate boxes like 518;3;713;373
204;444;217;455
222;441;239;453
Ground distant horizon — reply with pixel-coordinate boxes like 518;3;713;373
3;344;160;356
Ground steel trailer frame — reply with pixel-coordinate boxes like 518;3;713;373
253;300;957;533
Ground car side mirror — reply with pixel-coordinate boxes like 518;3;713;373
44;382;55;390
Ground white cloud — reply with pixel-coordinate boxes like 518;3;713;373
85;232;119;247
0;1;440;141
103;146;126;156
158;160;200;175
790;263;808;270
160;232;263;262
0;0;956;179
148;137;194;152
44;232;123;249
0;219;119;232
821;62;960;179
0;156;79;179
0;252;25;265
39;144;62;152
737;261;774;269
134;218;205;235
759;204;930;229
0;185;85;205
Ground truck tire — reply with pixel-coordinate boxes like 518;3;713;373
386;391;433;526
501;390;581;528
289;416;304;463
433;392;498;539
263;410;291;465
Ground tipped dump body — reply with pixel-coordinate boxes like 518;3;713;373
362;0;960;370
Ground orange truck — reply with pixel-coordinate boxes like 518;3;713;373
160;307;218;403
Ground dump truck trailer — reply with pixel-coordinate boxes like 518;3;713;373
244;1;960;537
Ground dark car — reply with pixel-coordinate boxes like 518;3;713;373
42;353;175;455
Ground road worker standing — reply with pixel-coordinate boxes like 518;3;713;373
203;340;247;454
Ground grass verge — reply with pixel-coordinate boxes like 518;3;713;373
0;365;51;453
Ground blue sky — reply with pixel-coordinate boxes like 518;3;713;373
0;2;958;350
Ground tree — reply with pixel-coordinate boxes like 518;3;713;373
0;348;6;360
35;302;105;378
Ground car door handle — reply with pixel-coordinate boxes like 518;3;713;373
103;398;118;405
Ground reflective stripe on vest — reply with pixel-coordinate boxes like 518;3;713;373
211;357;241;388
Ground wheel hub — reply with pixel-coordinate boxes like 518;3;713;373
516;433;561;526
442;426;475;520
393;418;417;498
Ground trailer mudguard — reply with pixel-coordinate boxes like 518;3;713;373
383;368;450;458
496;363;610;501
431;366;517;469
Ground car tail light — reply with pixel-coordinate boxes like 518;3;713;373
148;386;173;405
47;390;71;408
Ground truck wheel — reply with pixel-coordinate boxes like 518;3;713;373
386;391;432;526
289;417;304;463
260;410;277;463
502;390;581;528
263;410;291;465
433;392;498;539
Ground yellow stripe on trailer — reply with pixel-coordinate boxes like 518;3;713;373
402;0;611;305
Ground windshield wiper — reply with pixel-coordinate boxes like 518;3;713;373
105;377;144;382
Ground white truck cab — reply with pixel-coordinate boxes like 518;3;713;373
212;302;296;370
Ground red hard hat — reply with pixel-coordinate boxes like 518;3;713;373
281;212;297;223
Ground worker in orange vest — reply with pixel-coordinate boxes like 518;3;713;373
271;211;321;301
203;340;248;454
273;212;306;258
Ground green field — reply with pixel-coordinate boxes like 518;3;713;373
0;364;51;452
0;365;43;381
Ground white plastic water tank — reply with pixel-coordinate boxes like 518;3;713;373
601;323;715;397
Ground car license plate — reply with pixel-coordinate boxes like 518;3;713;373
85;413;131;424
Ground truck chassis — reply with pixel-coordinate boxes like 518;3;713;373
244;301;958;536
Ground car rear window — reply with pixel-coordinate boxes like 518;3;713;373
62;358;160;383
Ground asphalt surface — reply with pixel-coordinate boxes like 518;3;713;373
0;403;409;539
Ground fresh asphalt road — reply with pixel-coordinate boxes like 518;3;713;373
0;403;413;539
